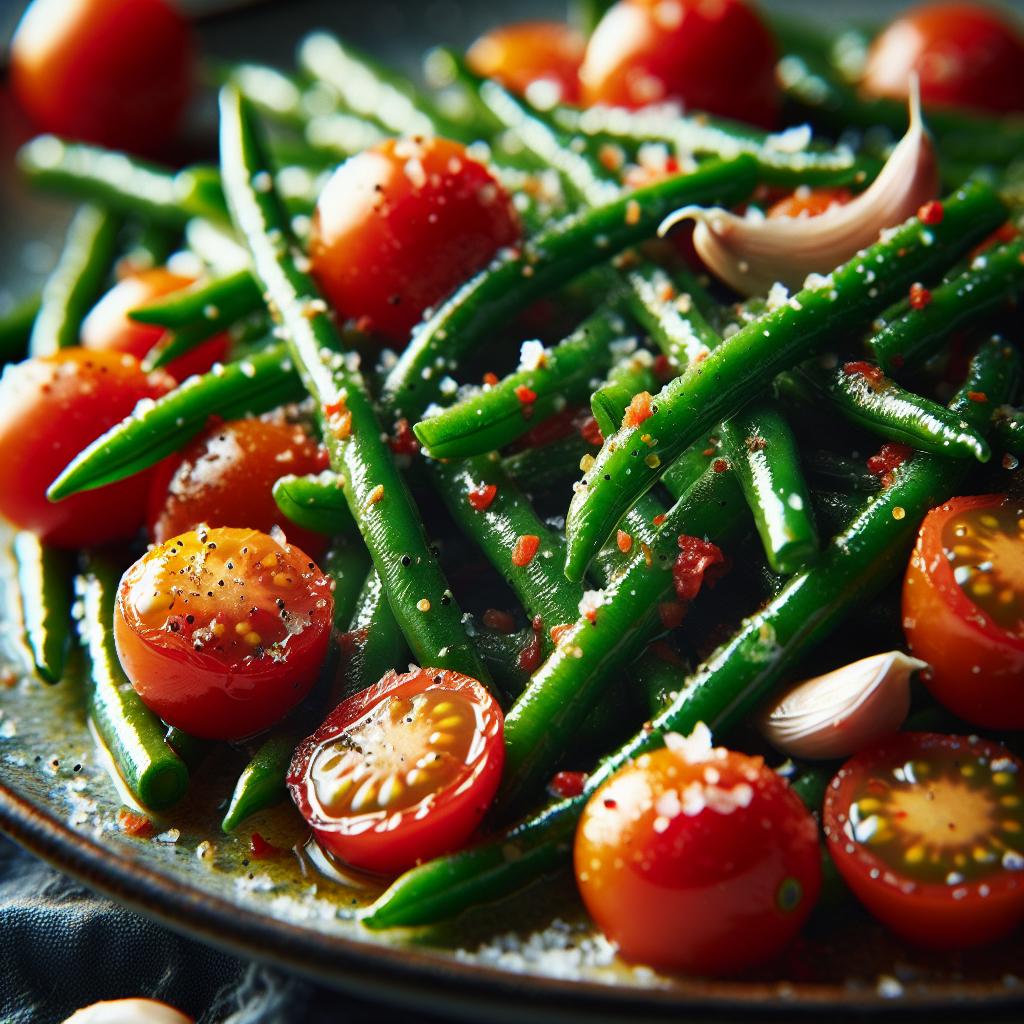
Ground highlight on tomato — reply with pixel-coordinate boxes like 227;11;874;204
902;494;1024;729
287;667;504;875
0;349;174;548
309;136;520;344
574;724;821;975
824;732;1024;950
9;0;194;154
578;0;780;129
862;3;1024;116
114;526;334;740
81;268;230;382
147;416;329;555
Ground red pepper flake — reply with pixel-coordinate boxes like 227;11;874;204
624;391;653;429
659;600;687;630
673;535;726;601
388;417;420;456
702;447;716;457
579;415;605;447
866;442;914;488
548;770;588;799
967;390;989;403
517;630;542;673
908;282;932;310
843;360;888;389
323;399;352;440
249;832;282;859
652;513;666;527
653;353;673;382
616;530;633;553
549;622;574;645
514;384;538;405
515;407;579;449
338;627;368;657
482;608;517;634
467;483;498;511
116;808;154;838
917;200;944;225
712;458;729;473
511;534;540;567
640;541;653;567
482;371;500;387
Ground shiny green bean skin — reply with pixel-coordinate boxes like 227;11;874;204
13;532;73;685
272;471;356;539
993;405;1024;457
29;206;120;357
0;293;41;364
590;350;660;438
76;555;189;810
564;182;1008;580
48;343;304;500
221;733;296;832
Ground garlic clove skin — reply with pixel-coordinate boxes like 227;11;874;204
759;651;925;761
61;1000;193;1024
658;84;938;297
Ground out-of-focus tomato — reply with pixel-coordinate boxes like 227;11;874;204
9;0;194;153
767;187;853;219
0;349;173;547
579;0;780;128
81;268;229;382
309;136;520;344
862;3;1024;115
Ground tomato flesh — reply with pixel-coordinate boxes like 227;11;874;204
574;728;821;975
82;268;229;382
825;733;1024;949
0;349;174;548
902;495;1024;729
114;526;333;740
288;667;504;876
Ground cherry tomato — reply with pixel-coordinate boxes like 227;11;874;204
467;21;585;105
287;666;504;875
767;187;853;219
862;3;1024;115
81;268;230;383
0;349;173;547
146;416;329;555
574;727;821;975
309;137;520;344
825;732;1024;949
902;494;1024;729
579;0;780;129
114;526;333;740
9;0;193;154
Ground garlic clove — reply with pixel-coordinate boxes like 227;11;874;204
62;999;193;1024
658;83;938;297
759;651;925;761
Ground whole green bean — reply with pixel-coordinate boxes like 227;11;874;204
564;181;1008;580
0;293;41;364
590;348;659;438
272;471;356;538
13;532;73;684
365;337;1019;928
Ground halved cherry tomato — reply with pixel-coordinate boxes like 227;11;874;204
81;268;230;382
9;0;193;154
467;21;585;105
579;0;780;129
862;3;1024;115
114;526;333;740
0;349;174;547
309;137;520;344
768;187;853;220
146;416;329;555
902;494;1024;729
287;667;504;875
574;726;821;975
825;732;1024;949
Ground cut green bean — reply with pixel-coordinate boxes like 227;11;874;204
273;471;356;538
13;532;73;685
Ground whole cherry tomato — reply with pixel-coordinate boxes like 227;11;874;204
902;494;1024;729
0;349;173;547
862;3;1024;115
9;0;194;154
579;0;780;129
309;136;520;344
81;268;230;382
288;666;504;875
574;726;821;975
114;526;333;740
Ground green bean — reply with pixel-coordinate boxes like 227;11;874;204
802;449;882;494
13;532;73;684
29;205;120;357
272;471;356;539
720;401;819;575
221;733;296;832
563;181;1008;580
48;343;304;500
0;293;41;364
220;86;487;681
812;490;864;539
590;348;659;438
365;337;1019;929
502;434;594;495
76;554;189;810
472;626;536;702
164;727;211;771
339;567;409;701
993;405;1024;457
787;762;833;813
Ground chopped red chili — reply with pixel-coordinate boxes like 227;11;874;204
917;200;944;225
866;441;914;488
908;282;932;310
673;535;726;601
623;391;653;428
578;414;604;447
514;384;538;405
388;417;420;456
616;530;633;553
548;770;588;799
467;483;498;511
511;534;540;566
116;808;154;837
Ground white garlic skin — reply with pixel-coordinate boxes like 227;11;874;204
62;999;193;1024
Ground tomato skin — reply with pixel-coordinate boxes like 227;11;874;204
81;269;230;383
288;667;504;876
824;733;1024;950
579;0;780;129
114;527;333;740
862;3;1024;115
309;137;520;344
902;495;1024;729
0;349;174;547
574;738;821;975
467;21;585;105
146;416;329;555
9;0;194;154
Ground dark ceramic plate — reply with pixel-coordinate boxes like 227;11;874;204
2;1;1024;1019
